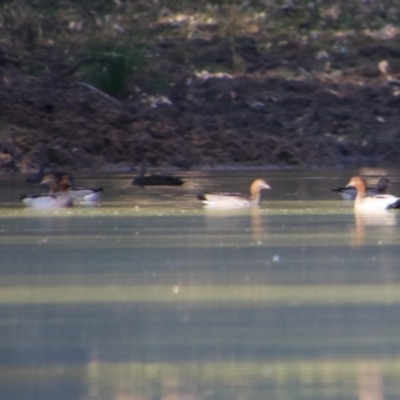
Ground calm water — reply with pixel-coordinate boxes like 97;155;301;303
1;167;400;400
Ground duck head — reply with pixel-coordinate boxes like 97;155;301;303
249;179;271;204
40;173;59;192
346;176;367;196
250;179;271;193
58;174;72;192
132;162;146;177
376;177;390;194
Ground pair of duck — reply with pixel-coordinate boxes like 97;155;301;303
336;176;400;211
331;176;390;200
21;162;183;209
21;173;103;208
198;176;400;210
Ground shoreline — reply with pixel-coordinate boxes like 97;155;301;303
12;158;398;177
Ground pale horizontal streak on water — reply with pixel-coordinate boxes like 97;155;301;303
0;235;381;247
0;284;399;304
0;359;399;381
0;201;352;214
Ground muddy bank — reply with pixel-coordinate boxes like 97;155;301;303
1;43;400;173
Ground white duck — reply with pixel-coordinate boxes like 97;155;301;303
347;176;400;211
197;179;271;208
69;186;103;203
42;173;103;204
21;174;74;209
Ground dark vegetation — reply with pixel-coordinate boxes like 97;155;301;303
1;0;400;171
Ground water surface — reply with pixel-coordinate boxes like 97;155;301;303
1;167;400;399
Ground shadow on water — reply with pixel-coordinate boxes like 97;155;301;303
1;168;400;399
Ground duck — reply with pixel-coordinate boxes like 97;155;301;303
132;163;184;186
197;179;271;208
21;174;74;209
332;176;389;200
41;173;103;203
346;176;400;211
70;186;103;203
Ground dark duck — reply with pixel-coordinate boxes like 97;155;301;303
132;163;184;186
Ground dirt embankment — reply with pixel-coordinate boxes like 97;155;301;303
1;40;400;173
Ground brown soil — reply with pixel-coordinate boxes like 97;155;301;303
1;38;400;173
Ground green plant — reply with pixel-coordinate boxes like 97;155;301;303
80;44;146;96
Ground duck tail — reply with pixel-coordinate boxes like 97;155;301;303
197;193;207;201
388;199;400;209
175;178;185;186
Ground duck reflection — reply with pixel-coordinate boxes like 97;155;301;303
357;363;383;400
350;209;397;248
203;206;265;244
250;206;263;242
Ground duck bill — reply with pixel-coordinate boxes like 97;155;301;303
40;178;53;185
